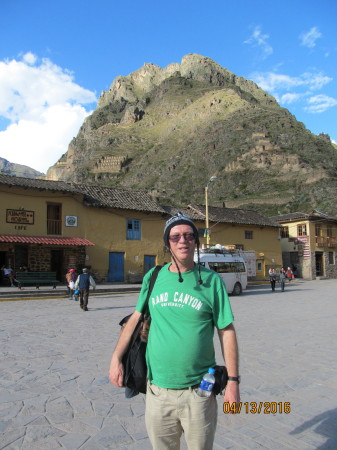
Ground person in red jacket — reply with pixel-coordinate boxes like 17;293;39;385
286;267;293;282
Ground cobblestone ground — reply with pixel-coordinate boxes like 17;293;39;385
0;279;337;449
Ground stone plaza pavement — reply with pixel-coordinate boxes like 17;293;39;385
0;279;337;449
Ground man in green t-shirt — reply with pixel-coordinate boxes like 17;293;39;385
109;212;240;449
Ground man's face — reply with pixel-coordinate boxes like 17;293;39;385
168;224;196;264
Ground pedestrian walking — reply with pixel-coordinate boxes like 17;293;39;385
65;268;76;299
109;212;240;449
74;268;96;311
269;267;277;291
279;268;286;292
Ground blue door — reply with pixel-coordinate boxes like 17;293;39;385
144;255;156;275
108;252;124;282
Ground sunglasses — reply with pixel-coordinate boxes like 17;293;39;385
168;233;196;243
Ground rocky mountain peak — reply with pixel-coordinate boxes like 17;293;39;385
98;54;275;109
46;54;337;215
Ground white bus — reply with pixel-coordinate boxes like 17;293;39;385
195;247;248;295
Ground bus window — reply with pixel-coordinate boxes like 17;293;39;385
231;262;246;273
209;262;231;273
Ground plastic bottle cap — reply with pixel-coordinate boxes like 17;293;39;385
208;368;215;374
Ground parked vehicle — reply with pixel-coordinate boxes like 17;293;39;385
195;246;247;295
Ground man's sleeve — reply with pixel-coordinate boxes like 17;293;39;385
135;268;154;313
213;279;234;330
74;276;80;289
90;276;96;288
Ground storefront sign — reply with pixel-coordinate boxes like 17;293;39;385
295;236;310;259
6;209;34;224
65;216;78;227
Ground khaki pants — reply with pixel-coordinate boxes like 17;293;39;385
145;382;217;450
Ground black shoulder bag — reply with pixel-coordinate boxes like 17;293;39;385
121;265;162;395
213;365;229;395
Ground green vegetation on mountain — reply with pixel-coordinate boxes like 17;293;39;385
46;54;337;216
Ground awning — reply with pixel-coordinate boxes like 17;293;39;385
0;235;95;246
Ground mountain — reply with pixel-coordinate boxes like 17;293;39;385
45;54;337;215
0;157;44;179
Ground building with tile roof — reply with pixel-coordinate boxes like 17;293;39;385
1;173;283;283
271;210;337;279
0;174;167;284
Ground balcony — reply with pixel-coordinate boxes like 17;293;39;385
327;237;336;248
47;219;62;235
315;236;325;248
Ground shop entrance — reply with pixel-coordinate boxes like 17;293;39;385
51;250;64;282
0;251;7;285
315;252;324;277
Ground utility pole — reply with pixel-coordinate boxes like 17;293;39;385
205;176;217;246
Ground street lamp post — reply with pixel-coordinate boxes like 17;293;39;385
205;176;217;246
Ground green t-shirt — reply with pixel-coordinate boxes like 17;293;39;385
136;263;234;388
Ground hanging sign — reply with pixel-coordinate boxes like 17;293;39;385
6;209;34;224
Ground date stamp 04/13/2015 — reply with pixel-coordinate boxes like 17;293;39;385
223;402;291;414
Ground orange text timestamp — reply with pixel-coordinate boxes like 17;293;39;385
223;401;291;414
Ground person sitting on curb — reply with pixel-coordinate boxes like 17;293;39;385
1;265;17;287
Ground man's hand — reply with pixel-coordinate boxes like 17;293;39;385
223;381;240;414
218;324;240;413
109;356;124;387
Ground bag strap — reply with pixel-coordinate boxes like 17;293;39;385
142;265;162;315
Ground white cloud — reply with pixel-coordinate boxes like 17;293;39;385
280;93;302;104
22;52;37;65
250;68;335;119
0;105;90;172
300;26;322;48
244;26;273;60
251;71;332;93
252;73;301;92
301;72;332;90
0;53;96;173
304;95;337;114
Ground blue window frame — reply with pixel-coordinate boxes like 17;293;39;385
127;219;141;240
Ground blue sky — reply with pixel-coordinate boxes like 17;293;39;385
0;0;336;173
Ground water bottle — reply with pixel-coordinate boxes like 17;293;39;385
197;368;216;397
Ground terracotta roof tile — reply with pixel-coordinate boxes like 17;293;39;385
0;235;94;246
0;173;77;193
271;210;337;223
186;205;280;227
0;174;166;213
74;184;166;213
161;205;279;227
